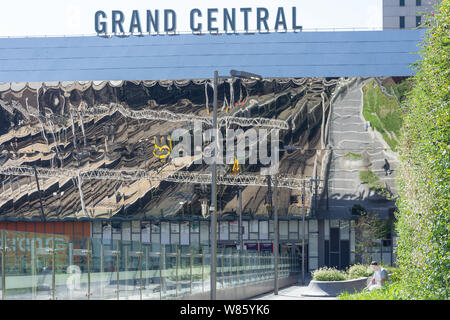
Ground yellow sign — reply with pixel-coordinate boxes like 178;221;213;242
153;136;173;161
232;157;240;174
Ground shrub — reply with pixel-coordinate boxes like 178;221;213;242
311;267;347;281
394;0;450;299
344;152;362;160
347;264;374;279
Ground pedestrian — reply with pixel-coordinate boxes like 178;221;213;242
382;159;392;176
366;261;388;291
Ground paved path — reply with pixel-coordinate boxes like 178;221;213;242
250;283;337;300
325;79;399;218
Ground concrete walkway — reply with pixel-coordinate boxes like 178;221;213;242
250;275;338;300
250;283;338;300
325;79;399;218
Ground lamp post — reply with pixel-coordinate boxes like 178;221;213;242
210;69;262;300
52;191;64;217
273;145;304;292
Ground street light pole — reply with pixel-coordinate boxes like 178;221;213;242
302;180;306;285
273;173;279;295
277;145;304;286
238;187;243;252
210;70;218;300
210;69;262;300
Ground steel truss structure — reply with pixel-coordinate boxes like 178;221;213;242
2;101;289;130
0;165;313;191
78;103;289;129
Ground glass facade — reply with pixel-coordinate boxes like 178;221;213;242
0;229;299;300
400;16;406;28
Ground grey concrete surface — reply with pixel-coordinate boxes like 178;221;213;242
324;79;399;219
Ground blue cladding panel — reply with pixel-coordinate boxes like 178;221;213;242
0;30;425;82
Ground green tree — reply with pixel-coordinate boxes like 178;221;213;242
395;0;450;299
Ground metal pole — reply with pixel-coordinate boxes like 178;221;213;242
221;249;224;288
176;246;179;297
243;250;247;284
124;246;128;299
159;244;162;300
302;180;306;285
139;242;143;300
210;70;218;300
33;167;46;221
1;231;5;300
31;236;36;300
189;247;193;294
201;248;204;293
52;234;55;300
273;174;279;295
69;243;73;266
87;239;91;300
100;243;104;298
238;188;243;251
229;247;233;285
116;240;120;300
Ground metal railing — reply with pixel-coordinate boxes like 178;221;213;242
0;229;299;300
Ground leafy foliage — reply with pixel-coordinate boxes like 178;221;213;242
362;80;403;150
345;1;449;300
394;0;450;300
344;152;363;160
347;264;374;279
312;267;347;281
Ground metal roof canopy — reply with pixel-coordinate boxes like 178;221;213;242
0;30;424;82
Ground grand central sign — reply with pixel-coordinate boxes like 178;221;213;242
94;7;302;34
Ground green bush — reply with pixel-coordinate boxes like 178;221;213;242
394;0;450;300
344;152;362;160
347;264;374;279
362;80;403;151
312;267;347;281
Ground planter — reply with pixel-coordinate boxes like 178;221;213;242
302;277;368;297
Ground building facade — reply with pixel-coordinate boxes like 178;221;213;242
383;0;439;29
0;30;423;273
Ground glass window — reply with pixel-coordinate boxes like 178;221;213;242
416;0;421;6
400;0;405;6
93;221;102;234
416;16;422;27
400;16;405;29
340;220;350;240
200;221;209;244
259;221;268;239
161;222;170;244
132;233;140;242
250;220;258;233
122;222;131;241
190;233;199;245
170;233;179;244
180;222;190;245
280;221;288;239
219;221;229;240
229;220;238;233
289;220;298;233
131;220;140;232
242;221;249;239
170;222;179;234
141;222;151;243
190;221;199;233
250;233;259;240
309;219;318;232
102;222;112;243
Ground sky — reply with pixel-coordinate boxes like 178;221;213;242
0;0;382;37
